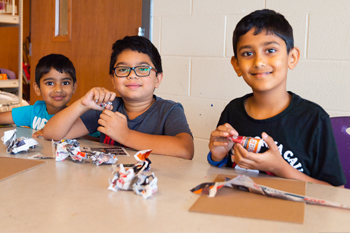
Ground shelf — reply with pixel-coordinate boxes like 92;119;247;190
0;0;22;105
0;14;19;25
0;79;19;88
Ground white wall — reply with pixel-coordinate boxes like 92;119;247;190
152;0;350;163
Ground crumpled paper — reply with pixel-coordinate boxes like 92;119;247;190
108;149;158;199
2;129;38;154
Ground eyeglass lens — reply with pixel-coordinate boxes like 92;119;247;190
114;66;152;77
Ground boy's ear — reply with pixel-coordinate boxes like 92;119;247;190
110;74;116;89
288;47;300;70
154;73;163;88
33;82;41;96
231;56;242;77
72;81;77;94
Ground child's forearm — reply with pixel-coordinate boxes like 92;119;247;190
0;111;14;125
274;162;331;186
112;130;194;159
43;99;89;140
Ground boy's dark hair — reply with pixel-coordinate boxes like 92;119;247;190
232;9;294;57
109;36;163;75
35;54;76;87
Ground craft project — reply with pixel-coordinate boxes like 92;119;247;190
108;149;158;199
54;139;119;165
191;175;350;210
2;129;38;154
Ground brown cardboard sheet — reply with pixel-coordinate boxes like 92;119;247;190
189;174;306;224
0;157;46;181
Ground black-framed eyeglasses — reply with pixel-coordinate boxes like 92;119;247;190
113;66;157;77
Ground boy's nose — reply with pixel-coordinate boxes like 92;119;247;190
254;55;266;68
127;70;139;80
53;84;63;92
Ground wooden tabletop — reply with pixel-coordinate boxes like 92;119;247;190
1;127;350;232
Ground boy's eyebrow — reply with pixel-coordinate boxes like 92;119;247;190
115;62;151;66
238;41;281;52
42;77;73;81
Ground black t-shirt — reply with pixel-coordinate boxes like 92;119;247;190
217;92;346;186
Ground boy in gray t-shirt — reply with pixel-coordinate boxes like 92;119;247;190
43;36;194;159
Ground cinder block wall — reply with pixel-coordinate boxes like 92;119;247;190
152;0;350;163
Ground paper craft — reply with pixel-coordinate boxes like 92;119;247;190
189;174;306;223
108;149;158;199
55;139;88;162
191;175;350;210
90;152;118;166
2;129;38;154
82;146;129;157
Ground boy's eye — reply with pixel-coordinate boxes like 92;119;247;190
62;81;71;85
242;51;253;57
117;67;130;73
266;48;276;53
137;67;150;72
45;81;54;86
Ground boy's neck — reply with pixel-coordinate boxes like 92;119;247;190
245;91;291;120
46;105;67;115
123;96;155;120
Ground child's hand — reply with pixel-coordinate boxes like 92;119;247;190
97;110;129;143
233;132;288;175
209;123;237;161
80;87;116;110
32;129;43;138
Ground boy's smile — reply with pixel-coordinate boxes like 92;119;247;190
232;28;299;94
33;68;76;115
111;49;162;103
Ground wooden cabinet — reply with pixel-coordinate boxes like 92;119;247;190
0;0;22;105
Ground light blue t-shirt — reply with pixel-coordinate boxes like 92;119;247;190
12;101;54;130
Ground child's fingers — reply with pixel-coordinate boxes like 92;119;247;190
234;144;256;169
114;111;127;119
261;132;279;152
97;88;108;103
109;92;117;101
218;123;238;136
97;118;106;127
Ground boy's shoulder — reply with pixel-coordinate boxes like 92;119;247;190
12;100;46;113
153;95;184;112
287;92;329;119
222;92;330;121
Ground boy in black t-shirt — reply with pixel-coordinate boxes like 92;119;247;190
208;9;346;187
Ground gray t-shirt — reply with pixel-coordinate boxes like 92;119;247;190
80;95;192;146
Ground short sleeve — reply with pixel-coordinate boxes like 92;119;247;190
309;115;347;186
12;105;33;127
163;104;192;137
80;109;102;134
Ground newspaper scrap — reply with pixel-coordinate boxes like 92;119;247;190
190;175;350;210
82;146;129;157
53;139;120;165
90;152;118;166
54;139;88;162
2;129;38;154
28;153;54;159
108;149;158;199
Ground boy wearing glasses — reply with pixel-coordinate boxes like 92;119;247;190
208;9;346;186
43;36;194;159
